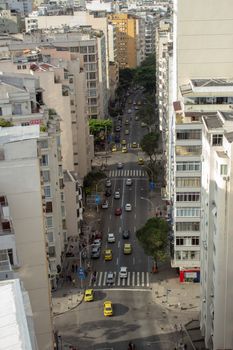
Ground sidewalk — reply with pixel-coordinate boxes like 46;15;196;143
150;262;200;312
52;287;84;316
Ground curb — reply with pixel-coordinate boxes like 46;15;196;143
53;292;84;317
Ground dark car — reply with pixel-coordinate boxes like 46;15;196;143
115;126;121;132
122;230;130;239
91;247;101;259
105;188;112;197
115;207;122;216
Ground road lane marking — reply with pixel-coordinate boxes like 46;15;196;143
134;178;137;209
141;272;145;287
117;273;121;286
127;272;130;286
136;170;138;177
103;272;107;286
137;272;140;286
119;227;122;233
133;257;135;265
108;227;110;232
93;273;98;287
98;272;103;287
146;272;150;287
116;257;119;265
118;241;120;248
134;213;136;219
110;214;112;220
122;278;125;286
132;272;135;286
134;226;136;232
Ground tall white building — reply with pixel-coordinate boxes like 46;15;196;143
201;111;233;350
0;126;54;350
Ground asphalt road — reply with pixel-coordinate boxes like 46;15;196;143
55;89;181;350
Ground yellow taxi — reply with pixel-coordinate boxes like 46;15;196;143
122;146;128;153
104;249;113;261
132;142;137;148
104;301;113;316
121;139;127;145
125;129;129;135
84;289;94;302
111;144;117;152
125;119;129;125
124;243;132;255
138;157;144;165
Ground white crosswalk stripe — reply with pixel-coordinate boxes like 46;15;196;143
107;169;147;178
89;271;150;288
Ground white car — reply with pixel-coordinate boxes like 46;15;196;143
108;233;115;243
126;178;133;186
127;109;132;114
119;266;128;279
125;203;132;211
102;201;109;209
106;271;115;285
105;179;112;187
92;239;101;248
114;191;121;199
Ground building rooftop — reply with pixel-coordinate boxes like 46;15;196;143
0;279;34;350
202;113;223;130
224;131;233;143
191;79;233;88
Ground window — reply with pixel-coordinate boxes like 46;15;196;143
44;185;51;198
220;164;228;175
22;65;27;69
176;145;201;156
80;46;87;53
176;177;200;188
212;134;223;146
46;201;53;213
17;65;21;70
47;231;54;243
61;205;65;217
176;222;200;231
41;154;49;166
39;140;48;149
70;100;74;106
88;45;95;53
42;170;50;183
69;78;73;84
176;238;184;246
176;161;201;172
176;192;200;202
87;72;96;80
176;208;200;217
46;216;53;228
192;237;199;245
48;246;56;257
176;130;201;140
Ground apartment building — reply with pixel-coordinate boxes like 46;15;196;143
0;126;54;349
0;278;38;350
0;73;67;290
201;111;233;350
0;10;22;34
0;0;32;15
170;79;233;282
108;13;142;68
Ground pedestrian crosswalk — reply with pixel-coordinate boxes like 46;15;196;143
107;169;147;178
88;271;150;289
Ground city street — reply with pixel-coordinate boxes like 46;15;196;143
54;89;196;350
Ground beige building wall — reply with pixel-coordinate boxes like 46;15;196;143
0;138;54;350
176;0;233;94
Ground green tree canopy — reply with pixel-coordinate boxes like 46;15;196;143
140;132;160;163
83;170;107;195
133;54;156;93
0;119;13;127
89;119;112;137
136;217;169;268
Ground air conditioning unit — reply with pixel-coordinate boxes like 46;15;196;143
223;176;230;181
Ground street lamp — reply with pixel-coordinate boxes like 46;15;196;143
140;196;155;212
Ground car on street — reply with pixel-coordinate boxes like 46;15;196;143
84;289;94;302
105;188;112;197
132;142;137;148
104;249;113;261
125;119;129;125
121;139;127;145
105;179;111;187
91;246;101;259
125;203;132;211
106;271;115;285
135;106;139;110
119;267;128;279
138;157;144;165
111;145;117;152
126;178;133;186
127;109;132;114
115;126;121;132
122;146;128;153
115;207;122;216
101;201;109;209
125;129;129;135
122;230;130;239
141;122;146;127
107;233;115;243
104;301;113;316
135;116;139;121
124;243;132;255
114;191;120;199
92;239;101;248
117;162;124;169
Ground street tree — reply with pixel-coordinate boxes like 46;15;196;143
89;119;112;137
136;217;169;270
83;170;107;195
133;54;156;93
140;132;160;163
